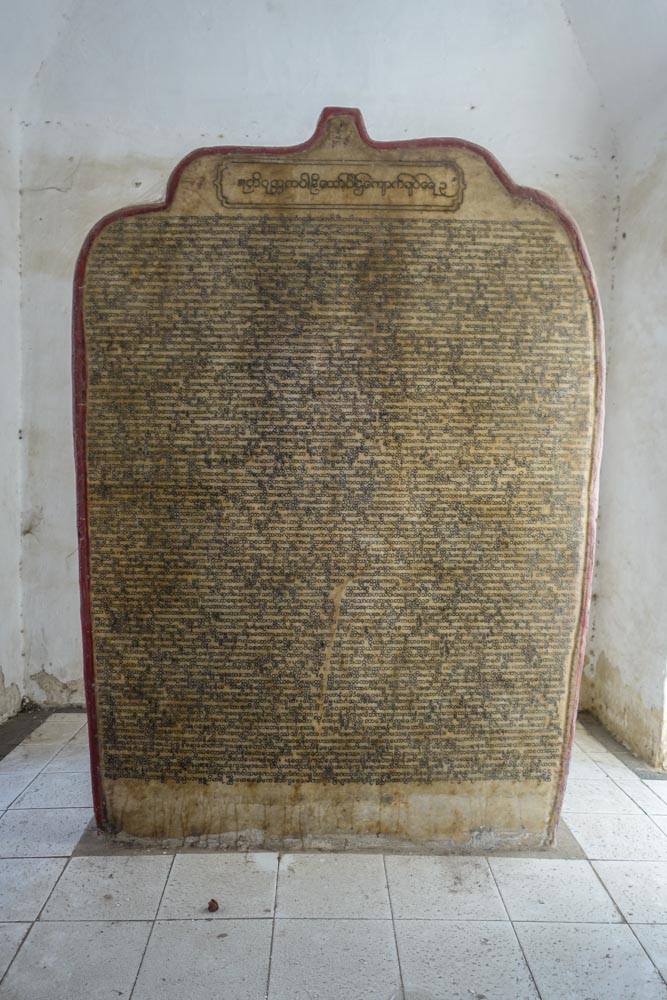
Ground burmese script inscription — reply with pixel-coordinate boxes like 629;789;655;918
77;110;601;843
215;159;465;210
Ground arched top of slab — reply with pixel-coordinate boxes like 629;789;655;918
76;108;601;320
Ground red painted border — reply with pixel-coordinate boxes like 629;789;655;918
72;106;605;834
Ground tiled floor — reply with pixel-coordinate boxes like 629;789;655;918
1;713;667;999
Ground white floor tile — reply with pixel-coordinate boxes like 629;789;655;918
645;782;667;806
574;731;611;755
595;756;645;780
611;779;667;815
56;726;89;750
276;853;391;918
0;858;66;921
1;713;666;998
632;925;667;981
269;919;399;1000
43;741;91;773
42;856;172;921
567;755;606;779
562;778;642;814
24;714;87;745
395;919;539;1000
159;853;277;919
0;920;151;1000
11;772;93;809
0;775;34;810
515;922;667;1000
566;814;667;860
134;919;272;1000
0;808;93;858
593;861;667;923
489;858;621;922
587;749;617;760
0;924;29;978
386;855;507;920
0;743;61;776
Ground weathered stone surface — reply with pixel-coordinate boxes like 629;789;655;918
74;108;603;846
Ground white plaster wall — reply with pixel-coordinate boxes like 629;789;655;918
0;114;23;722
9;0;616;708
0;0;75;719
582;90;667;764
562;0;667;763
562;0;667;131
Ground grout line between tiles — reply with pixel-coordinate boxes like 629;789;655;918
626;923;667;987
36;768;91;775
128;852;177;1000
264;852;282;1000
34;915;277;923
6;913;667;925
0;852;92;861
486;855;544;1000
33;855;72;924
563;809;644;817
0;926;28;989
382;854;406;1000
0;922;30;983
579;858;626;925
6;806;94;811
564;856;667;863
0;854;70;860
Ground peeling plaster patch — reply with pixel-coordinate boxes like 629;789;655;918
0;668;22;724
587;652;666;768
29;668;84;706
